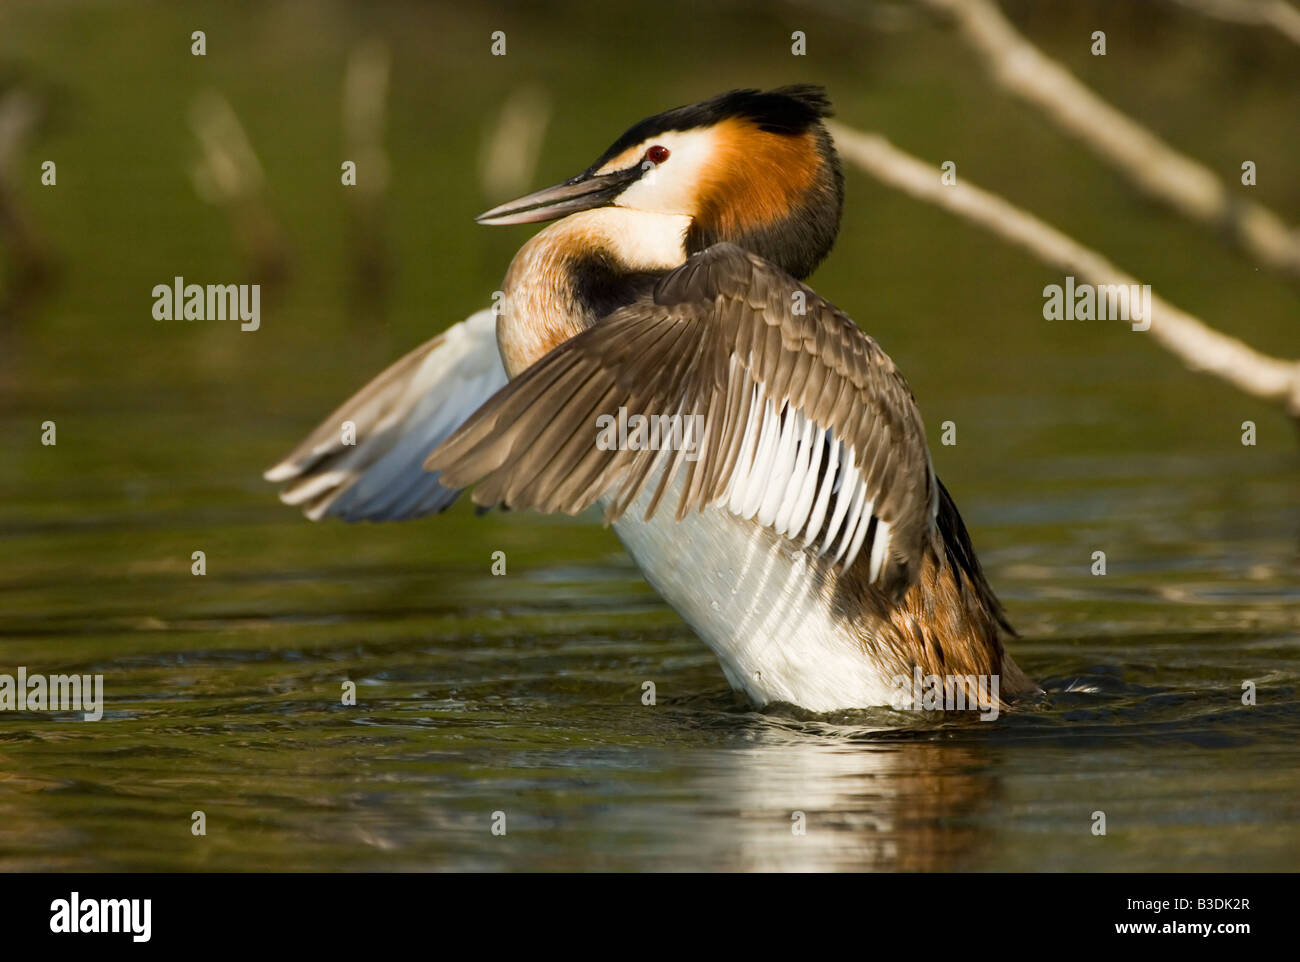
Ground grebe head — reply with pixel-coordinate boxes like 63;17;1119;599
476;85;844;280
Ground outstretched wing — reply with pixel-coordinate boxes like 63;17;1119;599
265;308;508;521
427;244;937;595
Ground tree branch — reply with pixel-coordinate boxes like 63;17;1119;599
829;121;1300;418
1169;0;1300;47
915;0;1300;281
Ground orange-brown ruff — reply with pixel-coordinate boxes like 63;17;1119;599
696;120;822;240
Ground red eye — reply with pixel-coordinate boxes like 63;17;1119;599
646;145;670;165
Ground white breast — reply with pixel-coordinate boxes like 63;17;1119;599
607;477;898;712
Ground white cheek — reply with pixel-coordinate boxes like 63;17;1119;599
617;170;696;215
612;128;718;216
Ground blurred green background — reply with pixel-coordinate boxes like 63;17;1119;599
3;0;1297;466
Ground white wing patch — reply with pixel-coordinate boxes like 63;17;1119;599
716;378;903;584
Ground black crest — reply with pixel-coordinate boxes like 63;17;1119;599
588;85;835;172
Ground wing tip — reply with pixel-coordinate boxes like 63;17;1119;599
263;461;298;483
302;503;329;522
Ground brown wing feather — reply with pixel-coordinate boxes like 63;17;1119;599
426;243;937;593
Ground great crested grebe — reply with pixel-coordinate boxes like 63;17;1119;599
266;86;1037;712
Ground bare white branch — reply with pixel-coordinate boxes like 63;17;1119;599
188;90;290;286
1169;0;1300;47
830;121;1300;417
915;0;1300;280
480;85;552;203
343;39;391;197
